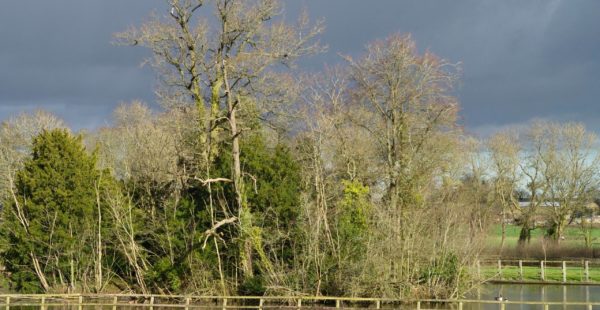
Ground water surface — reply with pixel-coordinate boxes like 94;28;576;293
464;284;600;310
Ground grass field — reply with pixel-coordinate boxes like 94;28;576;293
481;224;600;282
486;224;600;248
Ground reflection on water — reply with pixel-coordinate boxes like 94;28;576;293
466;284;600;310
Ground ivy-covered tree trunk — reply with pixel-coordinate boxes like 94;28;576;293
518;215;535;246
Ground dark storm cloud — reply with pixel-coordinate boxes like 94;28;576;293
0;1;166;129
1;0;599;134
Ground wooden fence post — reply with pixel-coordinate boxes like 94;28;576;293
150;295;155;310
585;260;590;282
5;296;9;310
222;297;227;310
544;304;549;310
78;295;83;310
540;261;545;281
562;261;567;283
376;299;381;309
259;298;264;310
297;298;302;309
335;299;340;308
416;301;421;310
519;260;523;280
112;296;117;310
458;301;463;310
185;297;191;310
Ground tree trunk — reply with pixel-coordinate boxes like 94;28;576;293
30;252;50;292
500;210;506;255
555;221;564;244
95;179;103;292
518;224;531;246
222;60;253;279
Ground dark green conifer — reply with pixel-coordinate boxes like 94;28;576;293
1;129;101;292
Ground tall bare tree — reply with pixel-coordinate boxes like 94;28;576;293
116;0;322;284
488;131;521;251
539;122;599;242
346;34;459;224
346;34;461;280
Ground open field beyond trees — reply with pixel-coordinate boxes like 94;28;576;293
484;224;600;260
480;225;600;283
486;224;600;249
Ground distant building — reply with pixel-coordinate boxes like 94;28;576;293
518;201;560;208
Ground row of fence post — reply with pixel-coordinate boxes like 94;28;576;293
255;298;383;310
0;295;598;309
478;259;591;282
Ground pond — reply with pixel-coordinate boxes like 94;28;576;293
464;284;600;310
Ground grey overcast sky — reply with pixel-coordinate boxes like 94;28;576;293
1;1;599;135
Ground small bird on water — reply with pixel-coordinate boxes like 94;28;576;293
494;294;508;301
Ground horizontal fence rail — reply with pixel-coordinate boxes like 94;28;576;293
0;294;598;309
477;259;600;283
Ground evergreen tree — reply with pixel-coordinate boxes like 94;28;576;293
0;129;102;292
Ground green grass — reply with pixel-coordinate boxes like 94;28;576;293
486;224;600;248
481;265;600;282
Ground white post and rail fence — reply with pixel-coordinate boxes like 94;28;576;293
477;259;597;283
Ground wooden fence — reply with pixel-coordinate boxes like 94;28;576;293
477;259;600;283
0;294;598;309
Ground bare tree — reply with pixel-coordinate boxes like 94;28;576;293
346;34;459;225
289;35;479;299
487;131;521;251
346;34;461;281
92;101;206;293
116;0;323;283
509;122;550;245
539;122;599;242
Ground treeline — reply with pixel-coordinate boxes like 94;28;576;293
0;93;482;297
476;122;600;252
0;0;595;300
